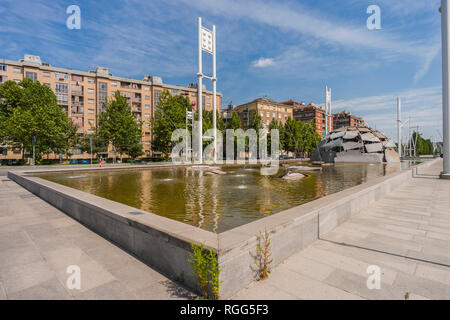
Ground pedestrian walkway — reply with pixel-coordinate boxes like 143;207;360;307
232;159;450;300
0;176;195;300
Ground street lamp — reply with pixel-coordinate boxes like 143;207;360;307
440;0;450;178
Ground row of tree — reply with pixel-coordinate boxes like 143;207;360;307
151;91;321;158
0;79;142;163
0;80;322;163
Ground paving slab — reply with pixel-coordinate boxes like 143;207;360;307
233;159;450;300
0;175;193;300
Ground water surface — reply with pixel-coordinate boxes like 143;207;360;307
37;161;417;233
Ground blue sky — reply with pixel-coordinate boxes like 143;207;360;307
0;0;444;141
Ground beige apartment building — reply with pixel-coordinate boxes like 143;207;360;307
234;98;293;128
0;54;221;160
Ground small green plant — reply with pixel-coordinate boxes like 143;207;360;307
405;292;410;300
254;229;273;281
189;243;222;300
207;248;223;300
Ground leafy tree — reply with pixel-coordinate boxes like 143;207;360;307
98;91;142;160
151;90;192;158
247;111;263;132
268;118;285;153
0;79;77;163
79;130;108;157
226;111;241;130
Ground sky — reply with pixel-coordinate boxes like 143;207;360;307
0;0;444;141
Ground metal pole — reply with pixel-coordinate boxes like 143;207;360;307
212;24;217;163
441;0;450;178
325;86;328;136
397;97;402;159
408;117;411;157
198;17;203;164
32;136;35;166
90;136;93;165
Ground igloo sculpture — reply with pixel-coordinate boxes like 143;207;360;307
311;126;399;163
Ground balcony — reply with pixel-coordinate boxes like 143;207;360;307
71;106;84;114
71;86;84;95
131;106;142;113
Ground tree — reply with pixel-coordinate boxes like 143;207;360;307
79;130;108;157
98;91;142;160
226;111;242;130
151;90;192;158
248;111;263;132
0;79;77;163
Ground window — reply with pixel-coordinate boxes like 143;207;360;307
55;83;68;93
145;95;150;100
145;132;150;136
171;89;179;94
88;108;94;114
88;88;94;94
88;99;94;104
144;87;150;91
145;114;150;118
56;94;68;105
25;72;38;81
154;90;161;107
42;72;50;77
13;68;21;73
44;83;51;87
110;82;117;87
145;104;150;109
88;119;94;125
0;64;7;71
0;76;7;84
88;78;95;84
55;72;68;80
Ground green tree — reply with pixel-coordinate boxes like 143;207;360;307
98;91;142;160
226;111;242;130
79;130;109;157
0;79;77;163
151;90;192;158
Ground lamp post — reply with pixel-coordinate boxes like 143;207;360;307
32;136;36;166
441;0;450;178
397;97;402;159
197;17;217;164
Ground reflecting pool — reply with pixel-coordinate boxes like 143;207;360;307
37;161;419;233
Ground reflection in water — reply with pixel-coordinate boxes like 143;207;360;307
37;161;421;233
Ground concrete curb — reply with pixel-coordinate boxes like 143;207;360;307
7;158;439;298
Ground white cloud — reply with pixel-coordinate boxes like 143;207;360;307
184;0;440;81
252;57;275;68
332;86;442;140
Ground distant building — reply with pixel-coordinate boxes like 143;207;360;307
234;98;293;128
0;54;222;160
282;100;332;138
333;111;365;130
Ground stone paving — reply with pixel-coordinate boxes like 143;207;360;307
232;159;450;300
1;160;449;299
0;176;196;300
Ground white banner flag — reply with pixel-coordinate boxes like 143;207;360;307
201;27;213;54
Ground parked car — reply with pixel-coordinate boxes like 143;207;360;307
81;159;89;164
70;159;78;164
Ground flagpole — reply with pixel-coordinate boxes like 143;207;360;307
198;17;203;164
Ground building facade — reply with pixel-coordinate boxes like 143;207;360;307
283;100;333;138
234;98;293;129
333;111;365;130
0;55;221;160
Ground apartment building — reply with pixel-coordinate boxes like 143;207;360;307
0;54;221;160
333;111;365;130
234;98;293;128
282;100;333;138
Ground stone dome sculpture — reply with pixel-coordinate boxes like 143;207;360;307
311;126;399;163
